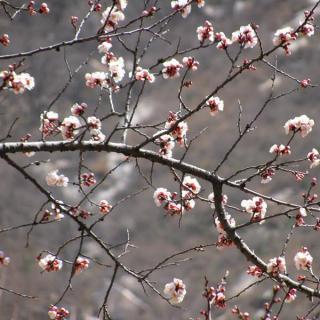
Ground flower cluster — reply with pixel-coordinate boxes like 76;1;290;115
85;72;109;89
0;70;34;94
284;115;314;138
269;144;291;156
247;265;263;278
171;0;191;18
163;278;186;304
38;254;63;272
0;250;10;267
203;282;226;309
71;102;87;116
197;20;214;43
46;170;69;187
206;96;224;117
135;67;155;83
154;132;175;158
99;200;112;214
294;247;313;270
214;213;236;235
260;167;275;184
162;58;183;79
74;257;89;274
48;305;69;320
100;6;125;32
215;32;232;50
266;256;286;275
273;27;297;55
182;56;199;71
87;116;105;142
241;197;267;224
232;24;257;49
80;172;96;187
41;203;65;222
164;111;188;145
61;116;80;140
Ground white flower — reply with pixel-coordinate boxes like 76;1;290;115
163;278;186;304
101;6;125;31
75;256;89;274
61;116;80;140
232;25;257;49
108;57;125;82
153;188;172;207
98;40;112;54
196;20;214;43
183;176;201;194
38;254;63;272
99;200;112;214
273;27;295;46
206;96;224;116
135;67;155;83
46;170;69;187
308;148;320;168
162;58;183;79
284;115;314;138
215;32;232;49
87;116;102;130
215;213;235;235
294;247;313;270
300;22;314;37
171;0;191;18
266;256;286;275
241;197;267;224
85;72;109;89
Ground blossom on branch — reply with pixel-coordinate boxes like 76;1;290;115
38;254;63;272
163;278;186;304
284;115;314;138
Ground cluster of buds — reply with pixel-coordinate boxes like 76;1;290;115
80;172;96;187
48;305;69;320
164;111;188;146
284;115;314;138
214;211;235;250
241;197;267;224
74;257;89;274
182;56;199;71
294;247;313;270
0;250;10;267
99;200;112;215
27;1;50;15
284;288;297;303
197;20;214;43
247;265;263;278
163;278;186;304
71;102;87;116
0;34;10;47
0;68;35;94
135;67;155;83
40;111;60;138
40;203;65;222
206;96;224;117
162;58;183;79
202;276;227;310
266;256;286;276
70;207;92;220
38;254;63;272
269;144;291;156
232;24;257;49
299;10;315;37
231;306;250;320
216;233;234;250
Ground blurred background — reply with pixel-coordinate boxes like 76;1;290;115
0;0;320;319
